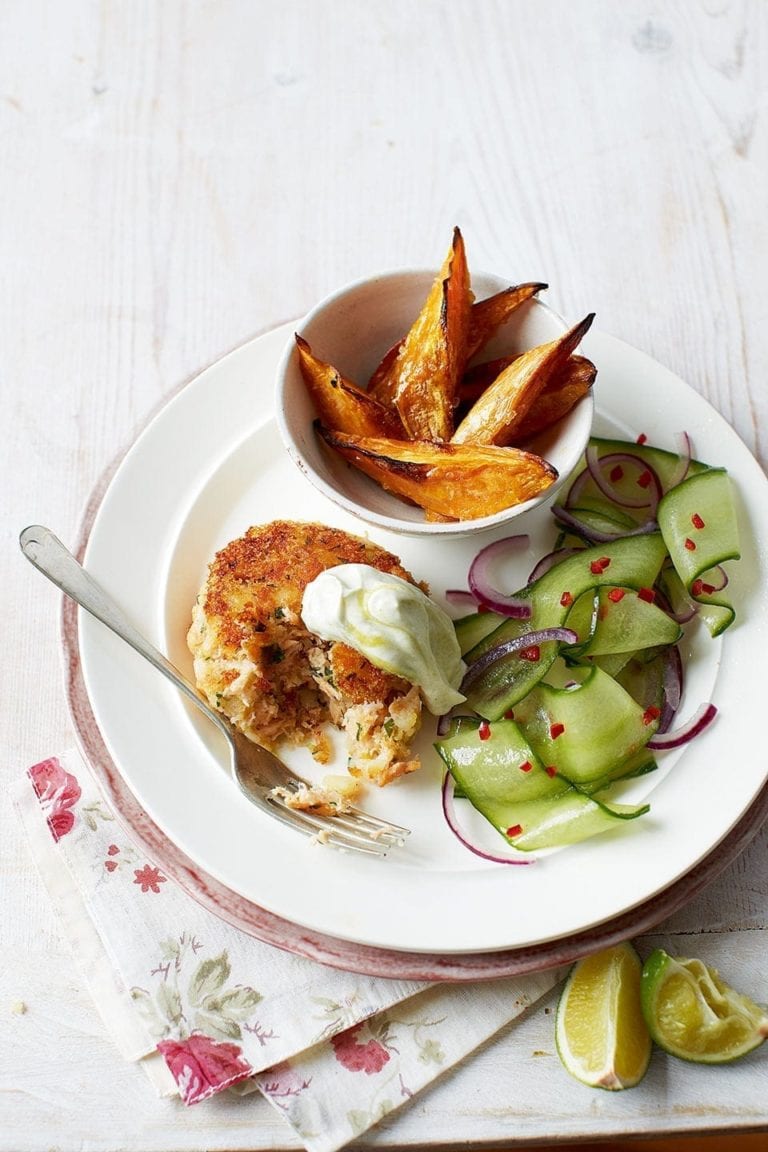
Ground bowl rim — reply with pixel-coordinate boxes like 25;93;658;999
275;267;594;539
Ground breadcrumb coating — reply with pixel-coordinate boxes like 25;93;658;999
187;521;424;785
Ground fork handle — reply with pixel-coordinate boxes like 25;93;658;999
19;524;231;742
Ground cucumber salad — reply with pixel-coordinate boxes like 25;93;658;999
436;434;741;862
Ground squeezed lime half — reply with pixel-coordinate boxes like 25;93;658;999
640;948;768;1064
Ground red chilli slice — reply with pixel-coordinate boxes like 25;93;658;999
550;722;565;740
478;721;491;741
637;587;656;603
506;824;523;838
691;512;705;529
519;760;533;773
684;537;697;551
607;588;626;603
590;556;611;575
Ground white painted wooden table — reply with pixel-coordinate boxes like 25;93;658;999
3;2;766;1148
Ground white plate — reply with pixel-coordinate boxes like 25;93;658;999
79;321;768;955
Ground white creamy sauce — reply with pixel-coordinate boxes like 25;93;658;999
301;563;466;715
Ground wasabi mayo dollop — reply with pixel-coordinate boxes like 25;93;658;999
301;563;466;715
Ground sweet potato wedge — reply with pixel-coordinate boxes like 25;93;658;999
452;314;595;446
508;355;596;443
458;354;517;408
295;335;403;439
466;282;548;360
368;282;546;399
318;427;558;520
367;339;402;396
367;227;473;440
458;352;596;423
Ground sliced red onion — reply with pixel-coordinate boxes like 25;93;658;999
527;547;580;584
441;772;533;865
461;627;579;691
436;713;452;737
551;504;657;544
658;644;684;733
436;710;479;737
585;445;663;512
444;589;478;608
654;583;698;626
699;564;729;593
664;431;693;491
647;702;717;749
468;535;532;617
564;464;594;510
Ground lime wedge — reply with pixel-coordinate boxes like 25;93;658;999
556;942;652;1089
641;948;768;1064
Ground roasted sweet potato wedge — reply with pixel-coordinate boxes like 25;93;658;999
369;282;547;396
458;354;517;408
367;339;401;396
318;427;557;520
466;282;548;360
508;355;596;443
458;352;596;423
452;314;595;446
367;227;473;440
295;335;403;439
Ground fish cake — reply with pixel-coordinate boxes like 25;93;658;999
187;521;423;785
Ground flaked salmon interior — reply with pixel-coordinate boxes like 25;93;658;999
187;521;424;786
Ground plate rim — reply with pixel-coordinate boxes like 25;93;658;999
61;322;768;981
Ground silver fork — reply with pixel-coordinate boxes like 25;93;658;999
20;525;410;857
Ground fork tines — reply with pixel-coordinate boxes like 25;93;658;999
267;785;411;857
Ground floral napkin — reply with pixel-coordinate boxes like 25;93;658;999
14;749;562;1152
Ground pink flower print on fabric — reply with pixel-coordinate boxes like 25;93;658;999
133;864;167;893
156;1033;253;1104
28;756;81;841
259;1060;312;1104
331;1022;391;1074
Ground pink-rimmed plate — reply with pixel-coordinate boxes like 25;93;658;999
64;321;768;978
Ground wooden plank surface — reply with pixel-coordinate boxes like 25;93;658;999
2;1;766;1149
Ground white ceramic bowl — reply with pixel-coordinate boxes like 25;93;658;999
275;268;594;538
